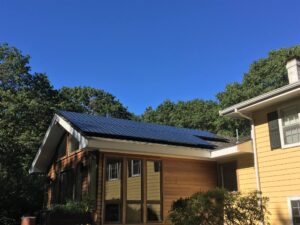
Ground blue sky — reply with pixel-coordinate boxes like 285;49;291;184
1;1;299;115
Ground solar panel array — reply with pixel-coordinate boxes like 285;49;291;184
58;111;227;149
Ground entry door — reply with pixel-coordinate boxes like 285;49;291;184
218;161;238;191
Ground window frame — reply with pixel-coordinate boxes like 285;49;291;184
102;155;163;225
104;157;123;224
278;103;300;149
130;159;141;177
108;161;120;181
288;197;300;225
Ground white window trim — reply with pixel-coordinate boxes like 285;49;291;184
130;160;141;177
108;162;120;181
287;196;300;225
278;103;300;149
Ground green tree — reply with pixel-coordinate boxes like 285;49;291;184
0;44;58;224
142;99;219;132
0;44;134;224
58;86;133;119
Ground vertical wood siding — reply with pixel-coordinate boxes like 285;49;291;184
163;158;217;224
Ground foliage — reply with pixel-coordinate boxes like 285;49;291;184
49;200;91;215
58;86;133;119
169;188;270;225
142;99;220;133
0;43;132;224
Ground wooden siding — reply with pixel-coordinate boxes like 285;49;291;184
47;149;89;206
253;105;300;225
99;152;218;225
127;176;142;200
163;158;217;224
236;154;256;192
147;161;161;201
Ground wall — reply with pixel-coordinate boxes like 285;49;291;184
236;154;256;192
163;158;217;224
253;104;300;225
99;152;218;225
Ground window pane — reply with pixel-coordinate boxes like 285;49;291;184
89;157;97;202
284;125;300;144
282;107;300;145
105;158;121;200
147;161;161;201
127;159;142;201
147;204;161;222
68;135;79;152
59;170;74;203
105;203;120;222
57;134;67;158
126;204;142;223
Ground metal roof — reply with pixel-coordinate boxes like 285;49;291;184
58;111;227;149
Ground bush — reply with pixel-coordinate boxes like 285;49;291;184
169;188;270;225
49;200;91;215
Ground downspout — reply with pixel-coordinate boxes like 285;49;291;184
234;109;261;193
234;109;264;224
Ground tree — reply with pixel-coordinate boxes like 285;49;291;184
58;86;133;119
141;99;220;133
0;44;134;224
169;188;270;225
0;44;58;224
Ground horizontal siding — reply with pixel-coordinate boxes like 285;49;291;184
254;108;300;225
237;154;256;192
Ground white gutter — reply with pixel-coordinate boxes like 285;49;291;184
220;81;300;116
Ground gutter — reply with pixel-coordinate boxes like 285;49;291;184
220;81;300;116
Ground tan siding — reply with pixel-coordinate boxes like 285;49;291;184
253;108;300;225
105;180;121;200
127;176;142;200
237;154;256;192
147;161;161;201
163;159;217;224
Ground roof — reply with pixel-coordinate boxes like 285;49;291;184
58;111;228;149
219;81;300;117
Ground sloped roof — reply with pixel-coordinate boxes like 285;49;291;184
58;111;228;149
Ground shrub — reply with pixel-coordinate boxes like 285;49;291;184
49;200;91;215
169;188;270;225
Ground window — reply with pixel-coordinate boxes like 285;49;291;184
289;198;300;225
127;159;142;223
146;160;162;222
57;134;67;158
89;156;97;203
129;159;141;177
59;169;74;203
105;158;122;223
280;106;300;146
68;135;80;153
103;157;163;224
218;162;238;192
108;160;120;181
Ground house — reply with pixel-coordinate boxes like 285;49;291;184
31;58;300;225
220;57;300;225
30;110;254;224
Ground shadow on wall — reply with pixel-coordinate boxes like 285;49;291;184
275;208;290;225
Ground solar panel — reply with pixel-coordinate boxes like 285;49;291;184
58;111;227;149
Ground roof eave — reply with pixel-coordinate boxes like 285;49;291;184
219;81;300;118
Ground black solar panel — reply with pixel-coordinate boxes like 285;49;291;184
58;111;227;149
